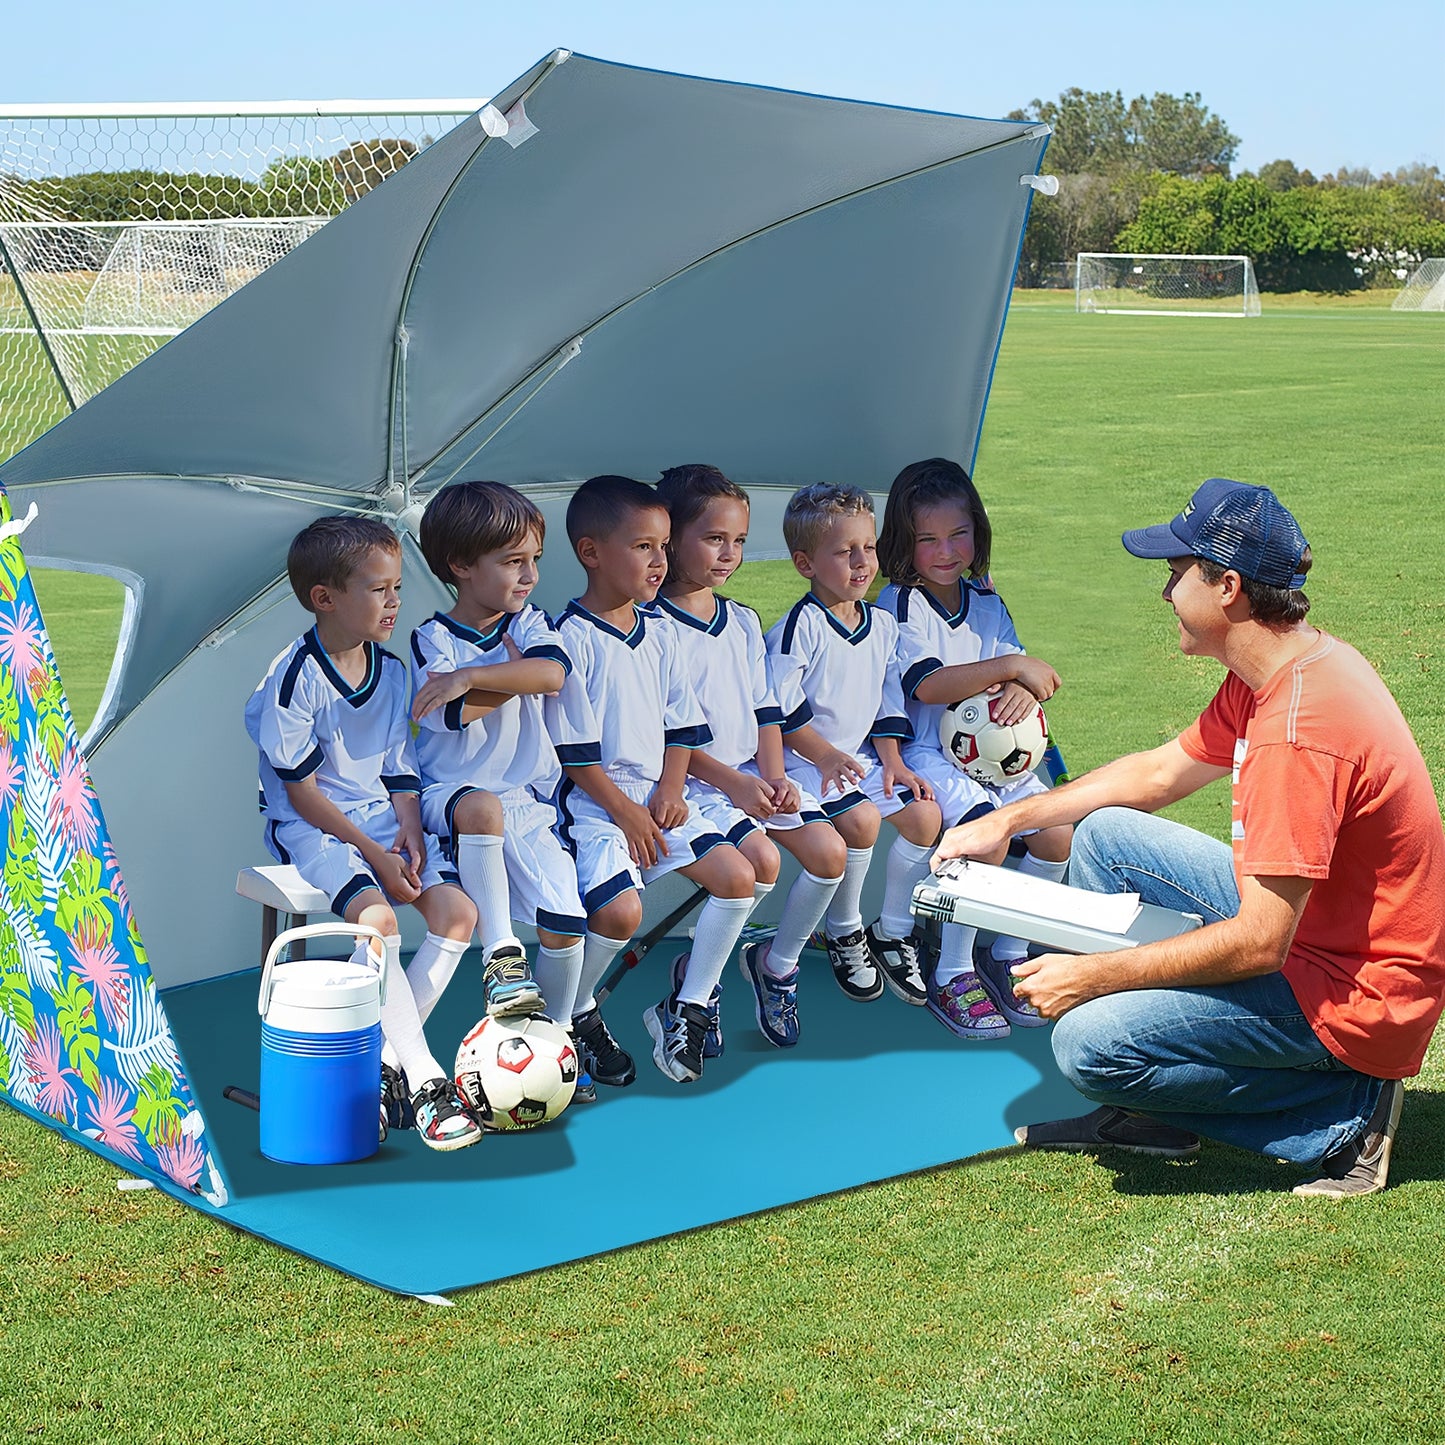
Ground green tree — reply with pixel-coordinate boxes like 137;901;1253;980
331;139;418;202
1255;158;1315;191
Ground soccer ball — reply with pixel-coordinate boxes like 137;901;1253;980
454;1015;578;1131
939;691;1049;788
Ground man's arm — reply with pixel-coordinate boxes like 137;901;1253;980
1013;872;1312;1019
932;738;1229;867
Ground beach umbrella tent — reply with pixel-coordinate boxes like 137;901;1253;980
0;52;1054;1290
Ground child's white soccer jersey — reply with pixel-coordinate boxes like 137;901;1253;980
877;580;1048;823
410;606;586;938
245;629;456;913
654;594;826;839
764;594;915;819
546;601;725;912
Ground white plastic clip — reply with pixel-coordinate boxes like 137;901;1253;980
117;1178;156;1192
478;103;509;138
557;336;583;367
1027;123;1052;140
0;501;38;543
1021;174;1060;196
500;99;538;149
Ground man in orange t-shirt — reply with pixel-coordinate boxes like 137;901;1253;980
933;477;1445;1196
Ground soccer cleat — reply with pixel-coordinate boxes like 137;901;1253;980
1293;1078;1403;1198
483;939;544;1019
975;947;1049;1028
409;1077;484;1152
671;950;723;1058
643;992;710;1083
571;1005;636;1087
1015;1106;1200;1159
738;940;800;1048
824;928;885;1002
864;923;928;1006
379;1062;413;1141
926;971;1011;1041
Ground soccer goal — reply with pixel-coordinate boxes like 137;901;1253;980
1075;253;1261;317
0;100;481;464
1392;257;1445;312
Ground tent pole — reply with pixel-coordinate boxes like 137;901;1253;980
0;227;79;412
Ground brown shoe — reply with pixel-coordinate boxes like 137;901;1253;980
1293;1078;1403;1198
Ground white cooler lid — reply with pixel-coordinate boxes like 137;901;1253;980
267;958;381;1012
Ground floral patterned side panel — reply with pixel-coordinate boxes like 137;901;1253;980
0;489;226;1203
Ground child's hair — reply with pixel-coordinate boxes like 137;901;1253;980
782;483;875;557
655;463;750;534
877;457;992;586
287;515;400;611
418;480;545;587
565;474;665;551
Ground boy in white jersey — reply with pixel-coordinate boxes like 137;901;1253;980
410;480;595;1100
654;464;846;1051
546;475;757;1085
765;484;943;1008
245;517;482;1151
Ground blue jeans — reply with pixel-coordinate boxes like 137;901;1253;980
1054;808;1382;1165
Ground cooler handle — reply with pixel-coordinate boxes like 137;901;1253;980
259;923;388;1016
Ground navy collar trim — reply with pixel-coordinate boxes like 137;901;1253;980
306;628;384;708
563;599;647;649
805;591;873;644
656;595;727;636
432;609;514;650
917;583;974;628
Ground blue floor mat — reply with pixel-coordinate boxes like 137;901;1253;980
162;950;1086;1295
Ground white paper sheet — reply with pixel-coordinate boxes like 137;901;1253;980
931;860;1143;935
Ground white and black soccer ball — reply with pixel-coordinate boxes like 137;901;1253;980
454;1015;578;1131
939;691;1049;788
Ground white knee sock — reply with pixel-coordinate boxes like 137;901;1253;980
766;869;842;977
676;894;754;1006
992;852;1070;960
574;930;629;1018
749;879;775;914
934;921;979;987
405;932;470;1023
534;939;585;1022
455;833;520;954
878;836;934;939
824;846;874;938
376;934;445;1088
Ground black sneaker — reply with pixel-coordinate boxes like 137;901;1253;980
571;1005;636;1087
864;923;928;1006
1015;1105;1201;1159
379;1062;413;1141
484;939;544;1018
643;992;710;1083
1293;1078;1403;1197
824;928;884;1002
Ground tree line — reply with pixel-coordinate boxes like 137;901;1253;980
1009;89;1444;290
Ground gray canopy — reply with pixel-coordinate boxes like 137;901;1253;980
0;52;1049;986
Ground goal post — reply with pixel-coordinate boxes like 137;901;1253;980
0;100;481;464
1392;258;1445;312
1075;253;1261;317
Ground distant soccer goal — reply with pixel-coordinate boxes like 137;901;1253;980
1392;258;1445;312
0;99;481;464
1075;253;1261;317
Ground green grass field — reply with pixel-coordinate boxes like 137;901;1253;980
7;297;1445;1444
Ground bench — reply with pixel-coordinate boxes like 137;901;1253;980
235;865;331;965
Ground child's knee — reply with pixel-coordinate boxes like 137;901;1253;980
420;884;477;942
351;896;397;937
453;789;504;836
1027;824;1072;864
743;833;781;887
590;891;642;941
834;801;880;848
537;927;583;951
894;798;942;847
692;845;755;899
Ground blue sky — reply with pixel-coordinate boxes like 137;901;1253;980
7;0;1441;175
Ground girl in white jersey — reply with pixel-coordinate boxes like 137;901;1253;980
876;458;1072;1040
654;465;846;1050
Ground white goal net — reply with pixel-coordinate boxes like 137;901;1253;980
1075;253;1261;317
0;101;479;464
1392;257;1445;312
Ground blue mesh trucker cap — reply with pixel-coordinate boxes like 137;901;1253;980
1121;478;1309;589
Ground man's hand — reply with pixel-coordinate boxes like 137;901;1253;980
411;669;475;722
931;809;1015;870
1007;952;1101;1019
